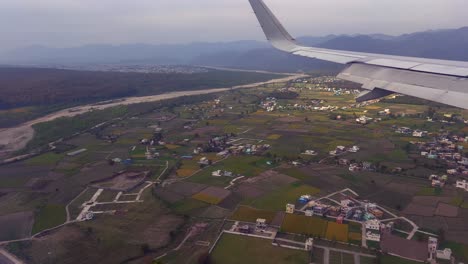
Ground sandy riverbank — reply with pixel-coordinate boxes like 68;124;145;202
0;73;305;158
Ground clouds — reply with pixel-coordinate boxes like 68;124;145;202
0;0;467;52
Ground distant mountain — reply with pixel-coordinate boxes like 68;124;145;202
0;41;268;65
1;27;468;72
319;27;468;61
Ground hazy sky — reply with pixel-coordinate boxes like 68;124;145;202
1;0;468;52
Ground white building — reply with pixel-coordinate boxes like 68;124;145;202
212;170;222;177
349;146;360;153
286;204;295;214
456;180;468;191
303;150;318;156
436;248;452;260
365;219;381;231
341;199;352;208
366;231;381;241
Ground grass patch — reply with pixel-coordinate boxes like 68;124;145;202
0;176;30;188
439;241;468;262
26;152;64;165
267;134;282;140
277;167;309;181
250;183;320;211
211;233;309;264
188;156;270;186
450;196;464;207
416;187;443;196
348;232;362;241
192;193;223;205
32;204;66;234
230;206;277;224
170;198;209;215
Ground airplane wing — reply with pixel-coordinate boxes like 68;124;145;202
248;0;468;109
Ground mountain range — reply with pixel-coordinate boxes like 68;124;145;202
1;27;468;72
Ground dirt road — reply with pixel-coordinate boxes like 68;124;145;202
0;72;305;158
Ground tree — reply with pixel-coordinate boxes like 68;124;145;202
141;243;151;254
197;253;213;264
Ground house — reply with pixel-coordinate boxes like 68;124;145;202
339;159;350;165
366;231;381;242
369;209;384;219
286;204;295;214
349;163;361;172
436;248;452;260
212;170;222;177
459;157;468;166
456;180;468;191
349;146;360;153
413;130;428;138
199;157;210;165
362;162;374;171
356;116;373;124
313;206;327;216
238;225;251;234
340;199;353;208
303;150;317;156
447;169;458;175
336;216;344;224
256;218;267;230
428;237;438;260
365;219;381;231
432;180;445;188
305;238;314;251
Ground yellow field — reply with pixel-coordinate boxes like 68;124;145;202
165;144;181;150
348;232;362;241
281;214;328;237
192;193;222;205
267;134;282;140
176;169;197;177
325;222;349;242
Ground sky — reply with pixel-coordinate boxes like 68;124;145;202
1;0;468;52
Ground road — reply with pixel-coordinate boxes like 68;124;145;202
0;72;305;159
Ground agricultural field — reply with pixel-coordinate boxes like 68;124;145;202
0;74;467;264
211;233;310;264
326;222;349;243
281;214;328;237
229;206;278;224
249;182;320;211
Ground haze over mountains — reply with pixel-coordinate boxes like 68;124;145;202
1;27;468;72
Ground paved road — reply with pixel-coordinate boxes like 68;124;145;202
0;249;23;264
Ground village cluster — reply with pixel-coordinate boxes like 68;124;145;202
224;188;455;263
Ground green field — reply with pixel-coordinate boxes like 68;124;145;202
230;206;278;224
26;152;64;165
188;156;271;186
440;241;468;262
250;183;320;211
170;198;209;215
211;233;310;264
32;204;66;234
